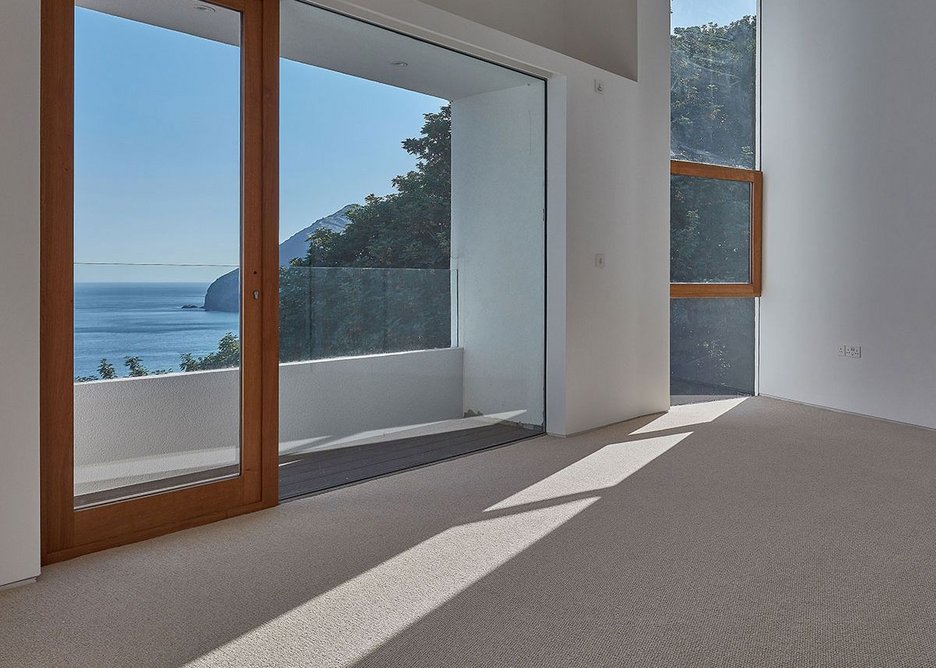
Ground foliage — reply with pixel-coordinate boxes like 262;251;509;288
279;266;450;363
670;16;758;395
75;356;156;381
670;299;755;394
180;332;240;372
279;105;452;362
671;17;757;169
98;359;117;380
123;356;148;377
302;106;451;270
671;176;751;284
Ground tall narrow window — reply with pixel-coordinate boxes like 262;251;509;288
671;1;757;169
670;0;761;402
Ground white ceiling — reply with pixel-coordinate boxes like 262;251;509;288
78;0;241;46
77;0;540;101
281;1;537;100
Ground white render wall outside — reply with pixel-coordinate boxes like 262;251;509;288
74;349;465;494
451;84;546;427
414;0;639;80
0;0;41;587
760;0;936;428
278;348;464;448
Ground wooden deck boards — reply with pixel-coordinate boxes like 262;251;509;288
74;423;539;508
279;423;536;499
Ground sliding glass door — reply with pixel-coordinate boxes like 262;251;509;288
41;0;278;562
277;2;546;498
42;0;546;559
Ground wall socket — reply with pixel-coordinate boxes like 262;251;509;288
838;344;862;359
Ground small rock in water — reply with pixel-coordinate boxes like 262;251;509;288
181;304;202;310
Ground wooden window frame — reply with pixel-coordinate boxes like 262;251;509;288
40;0;280;564
670;160;763;298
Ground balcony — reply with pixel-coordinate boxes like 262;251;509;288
74;266;543;506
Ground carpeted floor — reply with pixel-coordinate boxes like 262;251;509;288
3;396;936;667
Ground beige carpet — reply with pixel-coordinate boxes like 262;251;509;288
3;397;936;667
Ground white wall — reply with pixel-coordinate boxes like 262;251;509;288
279;348;464;447
0;0;41;586
74;350;465;495
760;0;936;428
452;84;546;426
561;12;671;433
416;0;639;80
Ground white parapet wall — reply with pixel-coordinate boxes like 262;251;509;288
451;83;547;428
74;348;464;495
278;348;465;452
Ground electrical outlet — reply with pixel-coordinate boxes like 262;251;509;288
837;345;846;357
844;344;862;359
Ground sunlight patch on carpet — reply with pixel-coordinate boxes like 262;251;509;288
631;397;747;435
185;497;597;668
484;432;692;512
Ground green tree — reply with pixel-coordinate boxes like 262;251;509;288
671;17;757;170
301;105;451;269
180;332;240;372
279;105;453;362
98;359;117;380
123;356;149;377
671;177;751;284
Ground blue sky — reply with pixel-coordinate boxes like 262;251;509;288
74;8;443;283
671;0;756;30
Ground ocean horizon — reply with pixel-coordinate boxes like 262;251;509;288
74;282;240;379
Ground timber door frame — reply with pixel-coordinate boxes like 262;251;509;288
40;0;280;564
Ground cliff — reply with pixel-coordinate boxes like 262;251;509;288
203;205;354;312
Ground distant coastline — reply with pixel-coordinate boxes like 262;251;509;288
74;282;239;379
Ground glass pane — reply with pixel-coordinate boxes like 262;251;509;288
671;0;757;168
671;298;755;400
279;267;453;362
73;2;242;507
278;1;546;499
671;175;751;283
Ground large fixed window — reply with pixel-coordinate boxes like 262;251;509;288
276;2;547;499
670;0;761;401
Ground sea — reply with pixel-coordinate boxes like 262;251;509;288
74;283;240;379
